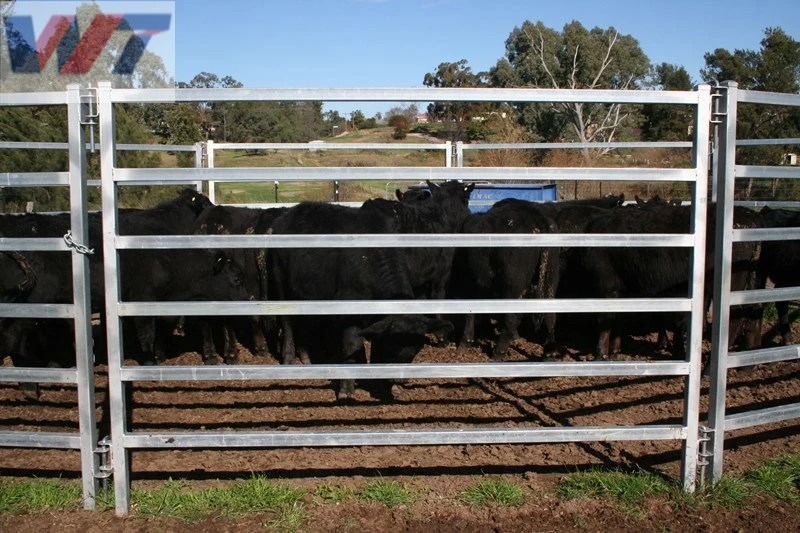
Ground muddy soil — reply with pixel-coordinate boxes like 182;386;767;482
1;324;798;531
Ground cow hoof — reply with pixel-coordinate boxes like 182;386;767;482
202;356;219;365
19;382;40;401
223;356;237;365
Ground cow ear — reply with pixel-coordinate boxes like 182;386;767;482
426;180;440;191
464;182;475;194
395;189;404;201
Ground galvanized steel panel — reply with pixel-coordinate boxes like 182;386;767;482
115;233;695;250
729;286;800;305
0;367;79;383
733;227;800;242
116;297;693;317
725;403;800;432
0;303;76;319
0;92;69;106
737;89;800;106
123;425;687;449
0;431;82;449
120;360;691;382
1;172;70;186
112;166;697;182
728;345;800;369
0;237;70;251
735;165;800;179
110;87;701;104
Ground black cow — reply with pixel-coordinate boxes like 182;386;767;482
120;249;248;364
758;206;800;345
191;204;287;364
269;180;473;400
451;198;560;359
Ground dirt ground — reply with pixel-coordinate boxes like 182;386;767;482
1;322;799;531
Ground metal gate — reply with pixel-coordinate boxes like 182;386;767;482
94;82;712;514
705;81;800;483
0;85;99;509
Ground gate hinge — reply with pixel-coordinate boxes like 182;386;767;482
94;435;113;480
697;425;715;487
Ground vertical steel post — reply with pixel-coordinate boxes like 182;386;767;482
445;140;452;168
193;142;203;192
206;140;216;203
97;81;131;514
455;141;463;168
67;84;100;510
707;81;739;484
680;83;712;492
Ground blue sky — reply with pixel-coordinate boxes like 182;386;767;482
172;0;799;114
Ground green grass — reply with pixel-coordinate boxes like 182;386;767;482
460;478;526;506
357;480;415;508
1;454;798;521
132;476;306;522
557;469;672;511
0;478;82;513
314;483;356;504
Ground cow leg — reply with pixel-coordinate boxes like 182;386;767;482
777;300;792;345
493;313;521;360
460;314;477;347
280;317;298;365
200;320;219;365
596;327;611;359
222;324;239;364
133;317;158;365
337;326;366;401
250;316;269;357
611;334;622;354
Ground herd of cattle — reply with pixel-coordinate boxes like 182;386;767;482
1;182;798;399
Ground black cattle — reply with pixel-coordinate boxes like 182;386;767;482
120;249;248;364
191;204;287;363
269;180;473;400
758;206;800;345
451;198;560;359
0;189;217;371
118;188;212;236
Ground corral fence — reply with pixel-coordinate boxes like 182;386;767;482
0;82;795;515
706;81;800;483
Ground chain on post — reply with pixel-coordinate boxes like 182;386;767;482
64;230;95;255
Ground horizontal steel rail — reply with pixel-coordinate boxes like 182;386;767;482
212;142;448;150
735;165;800;179
0;431;82;449
729;286;800;306
0;303;76;319
0;141;197;151
109;87;703;104
123;425;687;449
120;361;690;382
725;403;800;432
114;232;695;250
736;138;800;146
0;92;69;106
0;237;71;252
734;201;800;209
737;89;800;106
728;345;800;369
0;367;79;383
113;166;697;182
1;171;70;186
116;297;693;317
732;227;800;242
461;141;693;149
